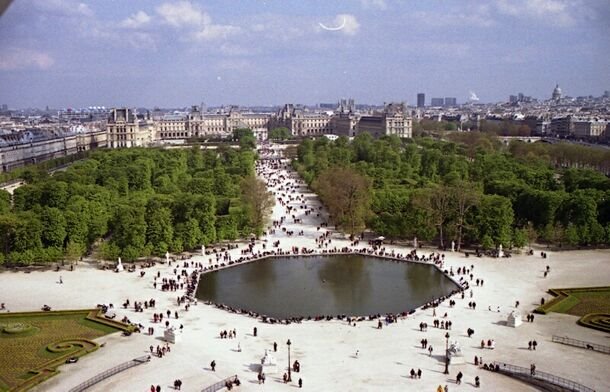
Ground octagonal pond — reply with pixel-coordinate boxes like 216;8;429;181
196;254;459;319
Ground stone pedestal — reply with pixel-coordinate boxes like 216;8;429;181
507;310;522;327
260;349;278;374
164;327;182;343
447;341;465;365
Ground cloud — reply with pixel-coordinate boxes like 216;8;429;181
495;0;577;27
0;48;54;71
361;0;387;10
32;0;93;18
121;11;152;29
193;24;241;41
156;1;209;27
414;6;495;28
340;14;360;35
156;1;239;41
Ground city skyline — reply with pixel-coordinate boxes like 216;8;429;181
1;0;609;108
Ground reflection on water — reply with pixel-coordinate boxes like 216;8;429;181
196;255;459;319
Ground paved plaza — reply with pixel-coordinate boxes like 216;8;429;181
1;145;609;392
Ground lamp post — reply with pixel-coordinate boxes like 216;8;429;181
287;339;292;382
444;332;450;375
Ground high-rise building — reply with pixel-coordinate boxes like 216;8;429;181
417;93;425;108
444;97;457;107
431;98;444;107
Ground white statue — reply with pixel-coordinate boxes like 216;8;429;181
413;237;418;249
451;241;455;252
260;349;277;373
201;245;205;256
447;341;465;364
116;257;124;272
165;251;170;263
164;326;182;343
507;310;522;327
498;244;503;258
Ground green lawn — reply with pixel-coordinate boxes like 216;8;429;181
536;286;610;333
0;309;128;392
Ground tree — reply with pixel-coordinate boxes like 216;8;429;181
0;190;11;214
475;195;514;248
240;175;274;237
146;206;174;256
314;167;371;237
450;183;480;251
40;207;67;248
414;185;453;249
269;127;292;140
65;240;86;264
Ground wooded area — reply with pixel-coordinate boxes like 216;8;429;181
293;134;610;249
0;146;265;264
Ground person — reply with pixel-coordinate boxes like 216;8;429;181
59;276;63;284
475;376;480;387
210;360;216;371
474;356;479;366
456;371;463;384
298;378;303;388
428;345;433;356
253;326;257;337
444;385;449;392
410;368;415;378
274;341;277;352
355;349;359;357
283;372;288;383
156;385;161;392
237;342;241;352
530;363;536;376
417;368;422;379
532;340;538;350
437;385;443;392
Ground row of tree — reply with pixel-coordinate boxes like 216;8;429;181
0;146;269;265
293;133;610;249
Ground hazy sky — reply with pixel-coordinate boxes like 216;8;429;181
1;0;609;108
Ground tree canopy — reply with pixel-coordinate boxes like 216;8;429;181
0;146;258;265
293;134;610;249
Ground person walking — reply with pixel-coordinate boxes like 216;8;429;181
530;363;536;376
417;368;422;379
210;360;216;371
437;385;443;392
298;378;303;388
475;376;480;387
456;371;463;385
428;345;433;356
274;341;277;352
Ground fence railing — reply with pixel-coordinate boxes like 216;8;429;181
68;355;150;392
492;361;596;392
201;374;239;392
552;335;610;355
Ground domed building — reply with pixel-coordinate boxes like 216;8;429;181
552;84;562;101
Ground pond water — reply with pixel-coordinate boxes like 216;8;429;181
196;254;459;319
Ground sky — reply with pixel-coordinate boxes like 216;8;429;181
0;0;609;108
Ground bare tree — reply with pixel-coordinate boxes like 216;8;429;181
451;183;480;251
314;167;371;237
240;175;274;237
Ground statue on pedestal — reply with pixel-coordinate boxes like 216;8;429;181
413;237;418;249
447;341;465;364
507;310;522;327
260;349;277;373
201;245;205;256
165;251;170;263
116;257;124;272
451;241;455;252
498;244;504;258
